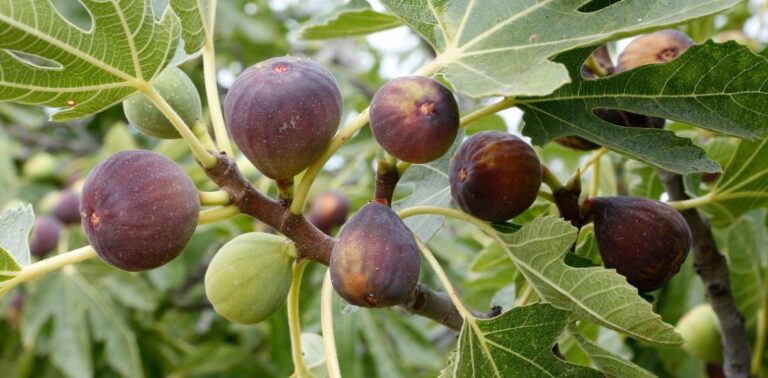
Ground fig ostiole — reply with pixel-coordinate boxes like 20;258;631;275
330;201;420;308
123;65;203;139
583;196;691;291
449;131;542;222
369;76;459;163
205;232;296;324
224;56;343;181
80;150;200;272
617;29;693;72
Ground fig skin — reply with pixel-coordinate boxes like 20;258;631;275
80;150;200;272
224;56;342;180
330;201;420;308
676;304;723;364
123;65;203;139
617;29;693;72
52;189;81;224
29;215;62;258
583;196;691;292
205;233;295;324
308;191;350;235
369;76;459;163
449;131;543;222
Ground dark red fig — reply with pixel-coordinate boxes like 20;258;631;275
583;196;691;292
369;76;459;163
80;150;200;272
29;215;62;258
330;201;420;307
617;29;693;72
449;131;542;222
224;57;342;180
308;191;350;235
52;189;81;224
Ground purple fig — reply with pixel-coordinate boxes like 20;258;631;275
308;191;350;235
52;189;81;224
29;215;62;258
583;196;691;291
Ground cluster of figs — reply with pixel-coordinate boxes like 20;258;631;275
67;29;694;325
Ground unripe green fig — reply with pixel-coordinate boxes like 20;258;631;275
29;215;62;258
369;76;459;163
205;233;296;324
80;150;200;271
123;65;202;139
224;57;343;180
583;196;691;291
449;131;542;222
22;152;57;181
330;200;420;307
676;304;723;364
308;191;350;235
617;29;693;72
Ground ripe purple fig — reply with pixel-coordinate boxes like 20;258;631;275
308;191;350;235
617;29;693;72
330;200;420;307
52;189;81;224
29;215;62;258
80;150;200;272
583;196;691;291
224;57;342;180
369;76;459;163
449;131;542;222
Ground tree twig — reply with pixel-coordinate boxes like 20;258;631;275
658;171;751;378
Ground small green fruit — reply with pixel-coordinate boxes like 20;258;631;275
22;152;57;180
676;304;723;364
205;233;296;324
123;65;202;139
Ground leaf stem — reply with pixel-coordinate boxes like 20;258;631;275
192;120;216;151
199;190;231;206
0;246;97;296
140;85;217;168
290;58;443;215
414;237;472;319
541;165;564;192
752;294;767;375
579;147;608;174
666;192;715;210
321;270;342;378
197;205;240;224
459;97;516;128
537;190;555;202
590;150;601;197
202;0;233;156
288;260;310;378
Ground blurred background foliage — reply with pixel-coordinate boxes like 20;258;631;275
0;1;767;377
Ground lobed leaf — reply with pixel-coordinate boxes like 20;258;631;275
452;303;600;377
0;203;33;268
567;325;657;378
170;0;207;54
380;0;739;98
299;0;402;40
499;216;682;347
0;0;181;120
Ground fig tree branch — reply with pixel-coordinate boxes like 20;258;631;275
658;171;751;378
203;152;471;331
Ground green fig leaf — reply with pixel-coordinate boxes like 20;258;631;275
568;325;657;378
452;303;600;377
704;138;768;226
380;0;739;98
0;0;181;120
500;216;682;347
0;203;33;268
299;0;402;40
169;0;207;54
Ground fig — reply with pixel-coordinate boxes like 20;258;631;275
29;215;62;258
22;152;57;181
369;76;459;163
123;65;203;139
676;304;723;364
52;189;81;224
617;30;693;72
205;233;296;324
583;196;691;291
449;131;542;222
80;150;200;271
330;200;420;307
224;57;342;180
308;191;350;235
